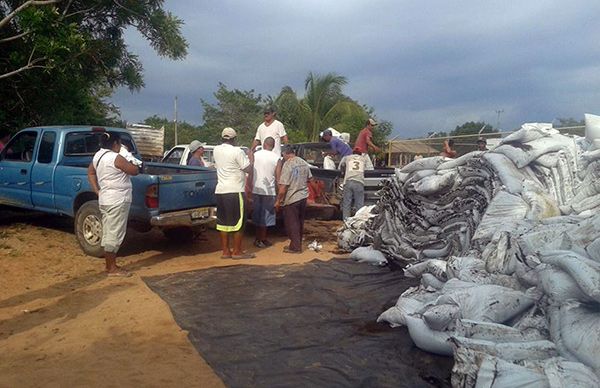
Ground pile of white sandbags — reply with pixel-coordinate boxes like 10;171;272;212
341;117;600;386
338;123;581;259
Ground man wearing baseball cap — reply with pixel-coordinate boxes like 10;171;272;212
322;129;352;159
354;118;380;170
476;137;488;151
213;127;255;259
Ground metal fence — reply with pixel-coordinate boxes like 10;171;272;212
385;126;585;167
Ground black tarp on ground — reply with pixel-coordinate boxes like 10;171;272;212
143;258;453;387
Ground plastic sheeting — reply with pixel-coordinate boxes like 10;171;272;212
143;259;453;387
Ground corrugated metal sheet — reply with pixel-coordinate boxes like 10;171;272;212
126;125;164;157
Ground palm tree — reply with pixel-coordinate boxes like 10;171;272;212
274;72;367;142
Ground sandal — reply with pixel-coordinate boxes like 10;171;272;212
231;252;256;260
254;240;266;248
261;240;273;247
283;247;302;254
107;269;132;277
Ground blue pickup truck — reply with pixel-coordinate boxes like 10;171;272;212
0;126;217;257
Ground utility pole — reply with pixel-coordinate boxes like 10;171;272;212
495;109;504;131
174;96;178;145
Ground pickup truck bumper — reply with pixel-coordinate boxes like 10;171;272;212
150;206;217;227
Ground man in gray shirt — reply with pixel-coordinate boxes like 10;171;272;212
275;145;313;253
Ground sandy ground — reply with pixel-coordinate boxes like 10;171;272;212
0;208;345;388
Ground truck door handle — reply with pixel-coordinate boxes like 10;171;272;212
20;169;27;175
195;182;205;188
34;181;45;186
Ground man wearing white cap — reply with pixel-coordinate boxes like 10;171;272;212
213;127;255;259
354;118;380;170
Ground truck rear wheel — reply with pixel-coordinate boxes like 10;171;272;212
75;200;104;258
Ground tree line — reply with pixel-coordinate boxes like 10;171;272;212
145;75;392;151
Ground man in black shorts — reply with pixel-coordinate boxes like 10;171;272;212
213;127;255;259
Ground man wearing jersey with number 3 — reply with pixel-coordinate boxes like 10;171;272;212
338;147;367;220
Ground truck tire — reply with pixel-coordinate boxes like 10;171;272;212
75;200;104;258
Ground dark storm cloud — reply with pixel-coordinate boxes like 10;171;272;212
111;0;600;138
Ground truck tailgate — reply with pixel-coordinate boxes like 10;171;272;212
144;164;217;213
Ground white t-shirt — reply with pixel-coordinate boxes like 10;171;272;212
254;120;287;156
252;149;280;196
339;154;366;185
213;143;250;194
93;149;132;206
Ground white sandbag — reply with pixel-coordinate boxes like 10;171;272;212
493;135;572;169
404;315;454;356
481;231;518;275
437;151;484;170
514;260;540;287
537;265;590;304
547;305;579;362
540;357;600;387
322;155;336;170
558;301;600;371
446;256;486;279
534;152;560;168
539;250;600;303
473;190;529;242
500;122;557;144
421;273;445;290
350;246;387;266
450;336;558;361
521;182;561;220
404;259;447;280
510;304;549;340
422;304;461;331
475;356;549;388
482;153;527;194
436;284;536;323
413;172;457;195
451;268;524;290
394;168;409;183
441;278;481;292
584;113;600;142
377;296;425;328
400;156;446;173
455;319;547;342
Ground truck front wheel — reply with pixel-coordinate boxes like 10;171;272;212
75;200;104;258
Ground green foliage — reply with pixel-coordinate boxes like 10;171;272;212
273;72;374;143
0;0;188;133
143;115;200;151
555;117;584;127
449;121;497;136
200;83;264;146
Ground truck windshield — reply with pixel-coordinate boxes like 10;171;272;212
64;132;135;156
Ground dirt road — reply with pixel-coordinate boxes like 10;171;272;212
0;209;342;387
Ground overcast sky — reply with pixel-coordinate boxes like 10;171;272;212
110;0;600;138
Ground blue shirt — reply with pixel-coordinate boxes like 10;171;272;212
330;137;352;157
